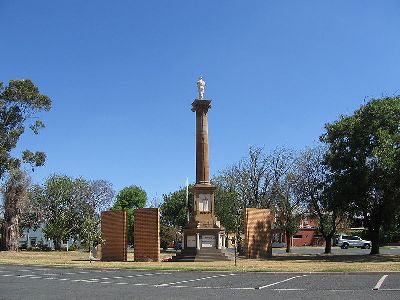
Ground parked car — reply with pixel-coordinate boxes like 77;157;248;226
337;235;372;249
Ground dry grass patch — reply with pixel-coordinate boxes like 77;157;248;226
0;250;399;272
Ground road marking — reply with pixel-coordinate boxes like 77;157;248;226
79;271;89;274
18;275;35;278
100;281;112;284
43;273;58;276
59;278;70;281
101;277;110;280
154;274;233;287
134;283;148;286
2;274;13;277
19;270;30;272
44;277;55;280
256;275;307;290
113;276;123;279
29;276;42;279
116;282;128;285
373;275;388;290
65;272;75;275
273;288;306;291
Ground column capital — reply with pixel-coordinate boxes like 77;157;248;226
191;99;212;112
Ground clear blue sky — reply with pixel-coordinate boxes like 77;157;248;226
1;1;399;203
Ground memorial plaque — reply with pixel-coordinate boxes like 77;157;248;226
201;235;215;248
187;235;196;247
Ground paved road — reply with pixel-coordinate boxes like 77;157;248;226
1;265;399;299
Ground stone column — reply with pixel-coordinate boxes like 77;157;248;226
218;234;222;249
181;232;185;250
192;100;211;184
196;233;200;250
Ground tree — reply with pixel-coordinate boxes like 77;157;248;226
270;148;306;253
112;185;147;244
218;146;273;210
1;169;30;250
38;174;74;250
294;146;347;254
0;79;52;180
160;187;190;229
321;96;400;254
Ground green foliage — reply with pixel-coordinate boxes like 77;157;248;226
160;223;177;250
213;177;242;234
160;187;189;229
81;215;102;249
34;174;114;250
112;185;147;244
0;79;52;179
321;96;400;254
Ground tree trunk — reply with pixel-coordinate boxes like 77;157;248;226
53;239;61;251
285;231;291;253
5;216;20;251
324;236;332;254
370;225;380;255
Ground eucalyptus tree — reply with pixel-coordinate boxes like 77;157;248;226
269;148;307;253
294;146;348;254
1;169;30;250
0;79;51;179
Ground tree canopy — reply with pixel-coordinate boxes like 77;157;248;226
321;96;400;254
112;185;147;244
0;79;51;179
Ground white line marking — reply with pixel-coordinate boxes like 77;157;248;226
19;270;30;272
2;274;13;277
273;288;306;291
65;272;75;275
257;275;306;290
379;289;400;291
79;271;89;274
154;274;234;287
43;273;58;276
44;278;55;280
116;282;128;285
18;275;35;278
100;281;111;284
134;283;148;286
59;278;69;281
101;277;110;280
29;276;42;279
373;275;388;290
113;276;123;279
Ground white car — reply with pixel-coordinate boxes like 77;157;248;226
337;235;372;249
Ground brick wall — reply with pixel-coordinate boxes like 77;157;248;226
101;210;127;261
244;208;272;258
134;208;160;262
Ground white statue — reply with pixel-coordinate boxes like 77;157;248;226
197;76;205;100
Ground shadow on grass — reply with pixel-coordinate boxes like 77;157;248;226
269;253;400;263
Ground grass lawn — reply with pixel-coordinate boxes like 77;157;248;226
1;250;399;272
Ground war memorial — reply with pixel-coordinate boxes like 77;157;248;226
100;78;271;262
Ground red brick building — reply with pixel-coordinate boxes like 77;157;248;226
272;216;325;247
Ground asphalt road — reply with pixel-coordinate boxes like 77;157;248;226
1;265;400;300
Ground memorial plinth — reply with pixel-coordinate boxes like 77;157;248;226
170;97;230;262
